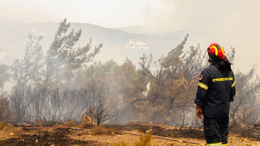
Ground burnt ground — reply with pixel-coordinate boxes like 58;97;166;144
0;128;98;146
114;122;260;141
0;122;259;145
106;123;205;139
229;122;260;141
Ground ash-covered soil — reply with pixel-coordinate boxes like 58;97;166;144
0;122;259;146
0;128;98;146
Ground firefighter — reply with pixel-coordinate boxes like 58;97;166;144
195;43;236;146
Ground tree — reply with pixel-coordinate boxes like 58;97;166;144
46;19;102;88
92;99;118;126
8;34;44;122
230;66;260;124
0;64;9;92
0;97;11;121
7;19;103;122
76;60;119;124
10;33;44;90
110;58;148;123
139;35;199;125
30;88;47;121
9;87;35;122
0;65;10;121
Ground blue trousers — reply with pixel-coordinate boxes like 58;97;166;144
203;116;229;145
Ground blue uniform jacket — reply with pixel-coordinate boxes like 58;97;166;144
195;64;236;117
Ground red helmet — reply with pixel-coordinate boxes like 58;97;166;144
207;43;225;60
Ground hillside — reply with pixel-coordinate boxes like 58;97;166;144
0;19;190;65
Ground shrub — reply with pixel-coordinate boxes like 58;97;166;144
7;126;23;136
0;122;23;136
78;122;93;129
91;126;114;135
134;131;153;146
0;122;10;130
114;130;153;146
63;120;77;127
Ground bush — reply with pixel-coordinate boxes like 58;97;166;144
78;122;93;129
0;122;23;136
78;117;97;129
63;120;77;127
114;130;153;146
134;130;153;146
0;122;10;130
7;126;23;136
91;126;114;135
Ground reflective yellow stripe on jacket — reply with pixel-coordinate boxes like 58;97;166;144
198;82;208;90
231;81;236;87
212;77;233;82
212;77;235;88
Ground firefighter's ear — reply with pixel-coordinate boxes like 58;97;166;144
199;75;203;80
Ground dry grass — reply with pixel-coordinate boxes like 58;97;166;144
0;122;259;145
0;122;9;130
134;131;153;146
91;126;114;135
78;122;93;129
115;141;130;146
114;130;153;146
78;118;96;129
0;122;23;140
63;120;78;127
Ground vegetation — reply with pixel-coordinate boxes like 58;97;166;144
91;126;114;135
63;120;78;127
0;19;259;128
115;130;153;146
0;121;258;145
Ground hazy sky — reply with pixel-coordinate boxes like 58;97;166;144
1;0;259;30
0;0;161;28
0;0;260;74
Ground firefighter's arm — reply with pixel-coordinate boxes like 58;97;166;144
194;70;209;119
194;70;209;106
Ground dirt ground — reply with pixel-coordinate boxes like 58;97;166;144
0;122;259;146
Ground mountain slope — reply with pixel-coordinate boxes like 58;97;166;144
0;20;189;65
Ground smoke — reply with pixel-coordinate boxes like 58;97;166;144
142;0;260;32
141;1;260;123
0;5;59;23
0;51;7;64
141;0;260;74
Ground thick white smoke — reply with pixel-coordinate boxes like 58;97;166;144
141;0;260;74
